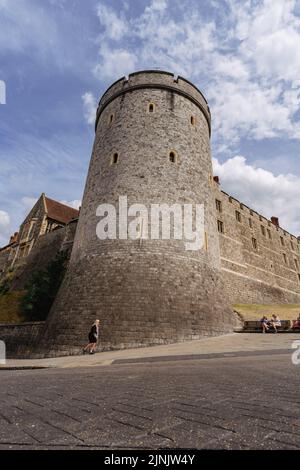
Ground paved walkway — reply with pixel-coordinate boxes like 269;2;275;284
1;332;299;369
1;348;300;449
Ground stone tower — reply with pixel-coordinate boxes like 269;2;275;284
39;71;238;356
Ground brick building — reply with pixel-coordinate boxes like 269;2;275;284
0;194;79;270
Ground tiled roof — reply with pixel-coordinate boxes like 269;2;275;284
44;196;79;225
0;232;19;252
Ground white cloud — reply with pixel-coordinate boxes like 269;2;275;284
96;3;128;40
0;210;10;227
93;45;137;81
0;209;10;247
234;0;300;81
90;0;300;144
84;0;300;233
21;196;38;210
60;199;81;210
82;92;97;125
0;0;58;54
209;80;296;141
213;156;300;235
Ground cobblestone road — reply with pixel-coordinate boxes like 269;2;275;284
1;352;300;450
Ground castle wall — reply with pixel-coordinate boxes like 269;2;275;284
36;71;239;357
0;321;45;358
10;220;78;291
4;71;300;359
213;182;300;304
0;249;10;275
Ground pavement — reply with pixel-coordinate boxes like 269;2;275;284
1;332;300;369
1;333;300;450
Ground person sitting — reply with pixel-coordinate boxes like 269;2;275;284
292;313;300;329
269;314;281;333
261;316;269;333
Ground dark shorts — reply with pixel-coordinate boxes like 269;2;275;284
88;333;97;343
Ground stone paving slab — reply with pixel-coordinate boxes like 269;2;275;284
1;352;300;449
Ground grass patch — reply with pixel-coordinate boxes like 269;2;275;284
234;304;300;321
0;291;26;324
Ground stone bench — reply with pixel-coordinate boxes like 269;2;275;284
242;320;291;333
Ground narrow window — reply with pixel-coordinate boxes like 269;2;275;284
267;229;272;239
298;273;300;283
295;258;299;270
215;199;222;213
249;218;252;228
28;221;36;239
217;220;224;234
112;153;119;164
109;114;114;124
283;253;287;265
252;238;257;250
261;225;266;236
149;103;154;113
169;151;176;163
235;211;241;222
191;116;195;125
280;236;284;246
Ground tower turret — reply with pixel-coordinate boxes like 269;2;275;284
39;71;238;355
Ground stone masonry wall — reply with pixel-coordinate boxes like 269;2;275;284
10;220;78;291
213;182;300;304
0;250;9;275
36;71;239;357
0;322;45;358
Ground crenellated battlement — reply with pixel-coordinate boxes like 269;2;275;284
95;70;211;135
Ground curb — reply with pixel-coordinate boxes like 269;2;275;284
0;365;55;371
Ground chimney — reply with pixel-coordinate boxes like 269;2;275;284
213;176;220;184
271;216;279;227
9;232;19;244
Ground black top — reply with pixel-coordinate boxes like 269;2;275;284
90;324;99;339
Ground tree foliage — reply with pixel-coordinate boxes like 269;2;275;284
0;268;15;295
21;251;68;321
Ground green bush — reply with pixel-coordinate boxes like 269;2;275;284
21;251;69;321
0;278;10;295
0;268;15;295
0;291;25;324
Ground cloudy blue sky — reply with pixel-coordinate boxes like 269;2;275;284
0;0;300;246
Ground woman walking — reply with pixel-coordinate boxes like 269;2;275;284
83;319;100;354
